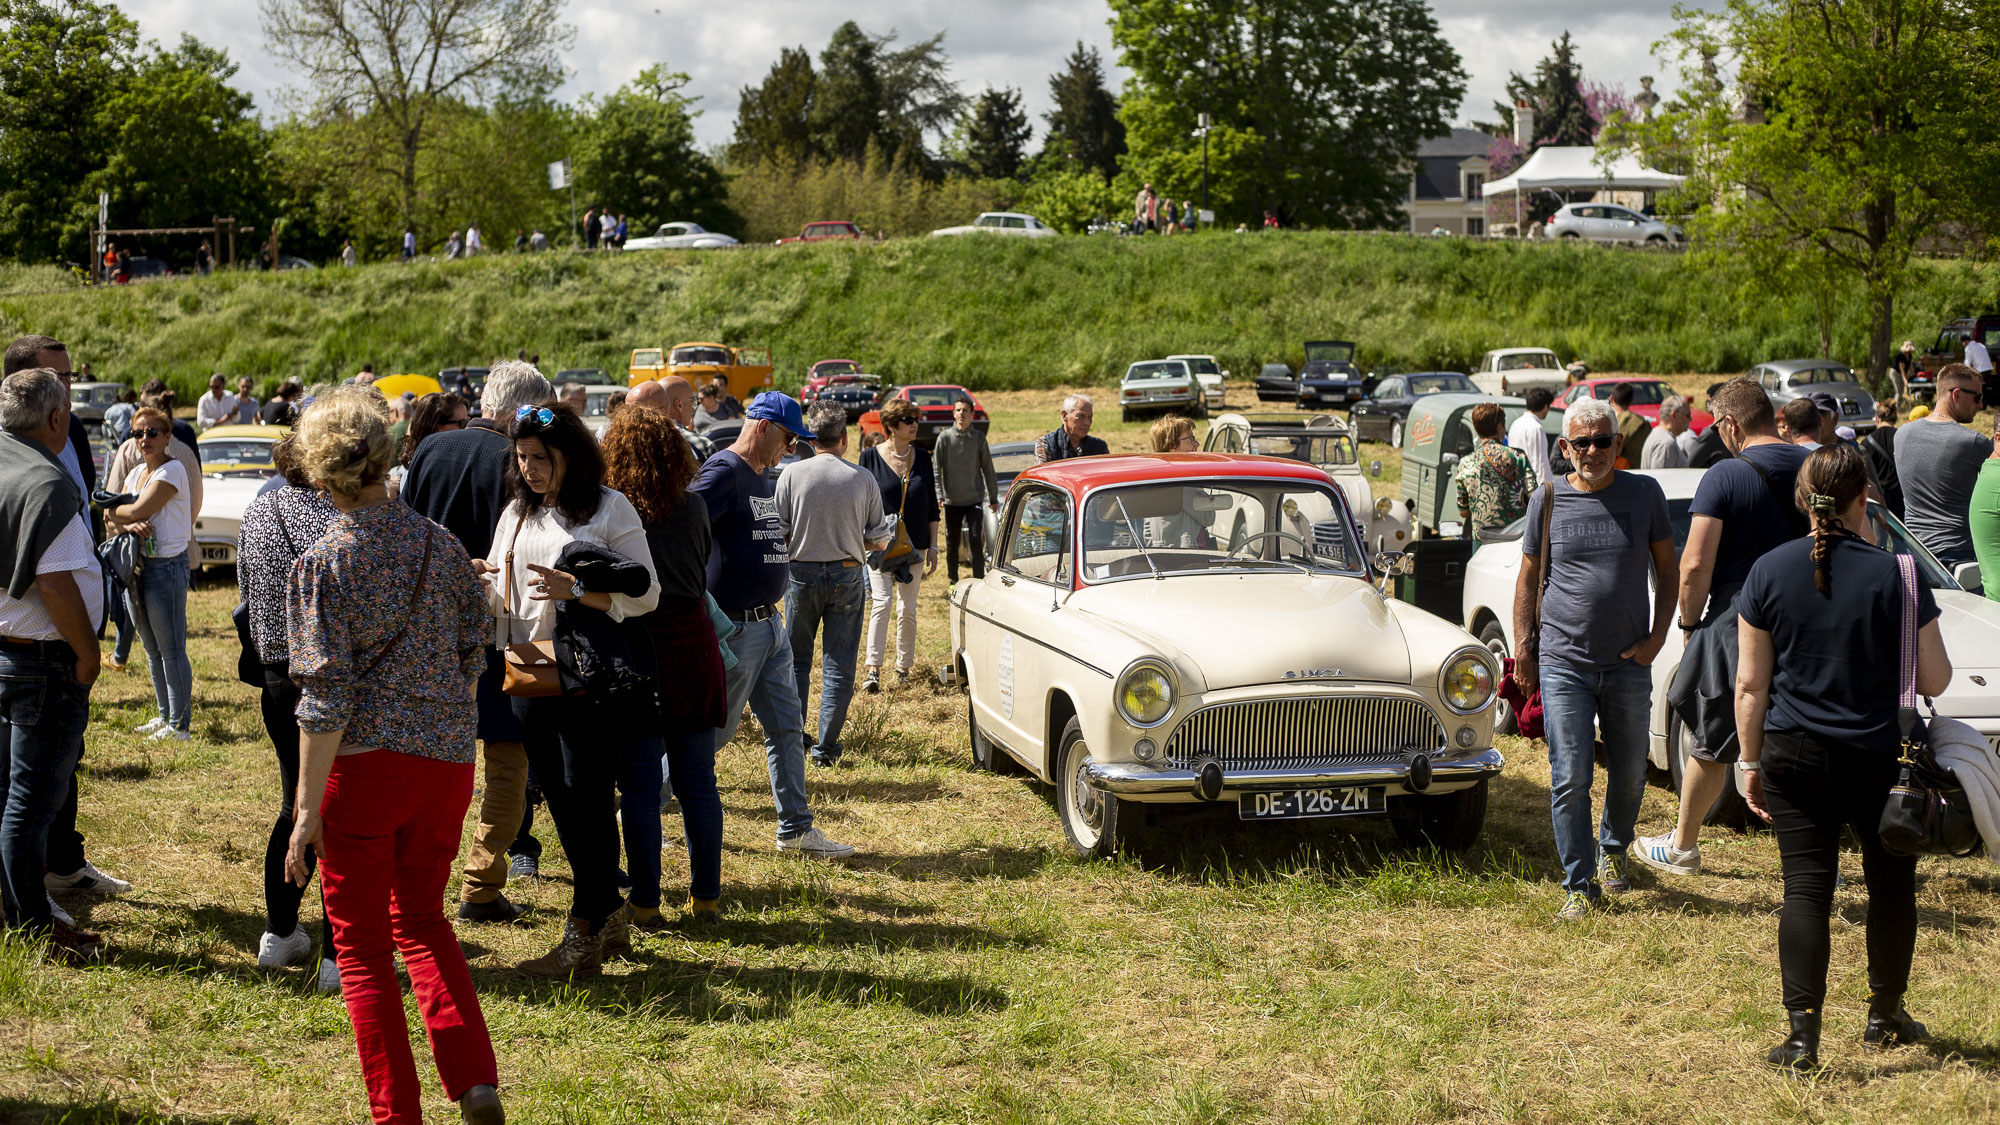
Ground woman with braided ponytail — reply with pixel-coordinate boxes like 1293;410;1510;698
1734;442;1953;1072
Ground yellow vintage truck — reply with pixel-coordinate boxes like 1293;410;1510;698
628;342;774;402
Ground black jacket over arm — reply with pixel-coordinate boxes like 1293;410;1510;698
551;541;658;717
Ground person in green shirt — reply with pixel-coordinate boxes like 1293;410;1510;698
1972;415;2000;602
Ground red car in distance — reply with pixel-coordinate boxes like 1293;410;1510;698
776;221;865;245
859;384;990;446
801;360;884;421
1555;378;1714;434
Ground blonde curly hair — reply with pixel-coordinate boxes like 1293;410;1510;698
293;385;393;498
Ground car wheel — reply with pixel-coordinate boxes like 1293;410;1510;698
1389;417;1404;447
1193;399;1209;419
968;689;1022;775
1646;235;1666;245
1121;406;1134;424
1665;717;1752;829
1477;620;1517;736
1391;777;1489;851
1559;231;1581;240
1054;715;1131;860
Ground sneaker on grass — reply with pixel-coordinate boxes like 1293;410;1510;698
1597;852;1634;895
507;853;538;881
1633;832;1702;876
775;827;856;860
317;957;341;993
46;861;131;896
147;727;190;743
1555;890;1595;921
46;894;73;928
130;716;166;736
257;928;313;968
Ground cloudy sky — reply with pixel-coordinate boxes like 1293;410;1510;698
120;0;1683;149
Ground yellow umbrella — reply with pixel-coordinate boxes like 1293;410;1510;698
373;373;443;400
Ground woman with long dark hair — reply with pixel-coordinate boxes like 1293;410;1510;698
475;401;658;977
399;392;469;467
601;406;726;926
1737;442;1953;1070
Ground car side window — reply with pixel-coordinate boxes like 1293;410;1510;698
1450;419;1477;457
1378;378;1402;398
1002;488;1072;586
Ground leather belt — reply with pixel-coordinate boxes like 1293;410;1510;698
724;603;782;622
0;635;76;658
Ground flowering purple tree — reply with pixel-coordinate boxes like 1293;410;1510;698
1486;78;1633;229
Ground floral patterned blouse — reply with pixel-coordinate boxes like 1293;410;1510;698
1453;437;1538;533
237;485;339;664
286;500;488;763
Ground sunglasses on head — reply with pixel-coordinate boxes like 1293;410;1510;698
1565;433;1617;451
515;405;555;426
131;428;163;438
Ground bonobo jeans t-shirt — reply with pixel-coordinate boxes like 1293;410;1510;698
691;450;788;611
1522;472;1673;671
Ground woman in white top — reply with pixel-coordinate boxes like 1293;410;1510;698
105;406;195;739
473;401;658;978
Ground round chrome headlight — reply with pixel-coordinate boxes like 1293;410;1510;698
1374;496;1394;519
1116;659;1177;728
1440;648;1496;714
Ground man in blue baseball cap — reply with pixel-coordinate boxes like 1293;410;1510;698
689;392;858;867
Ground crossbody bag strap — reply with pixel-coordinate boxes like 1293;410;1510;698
356;525;435;682
1530;482;1555;650
1896;552;1920;744
503;507;529;645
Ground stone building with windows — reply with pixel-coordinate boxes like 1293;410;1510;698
1404;128;1492;236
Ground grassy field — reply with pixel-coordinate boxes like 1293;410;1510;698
2;234;1996;404
5;384;2000;1124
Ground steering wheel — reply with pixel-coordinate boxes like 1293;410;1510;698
1227;530;1311;560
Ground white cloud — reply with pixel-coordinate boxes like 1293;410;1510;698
116;0;1685;148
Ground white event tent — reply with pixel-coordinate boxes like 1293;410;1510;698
1483;145;1687;231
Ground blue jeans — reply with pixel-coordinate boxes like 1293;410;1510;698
662;726;722;901
716;614;813;840
0;643;89;931
787;562;867;761
1540;658;1652;896
617;736;664;909
127;553;192;732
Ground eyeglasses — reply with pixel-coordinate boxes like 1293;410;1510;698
131;428;163;439
516;405;555;426
1565;433;1617;451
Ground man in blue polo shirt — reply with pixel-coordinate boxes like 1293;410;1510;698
692;392;858;859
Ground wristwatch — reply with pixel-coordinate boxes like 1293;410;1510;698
570;576;587;599
1735;759;1761;774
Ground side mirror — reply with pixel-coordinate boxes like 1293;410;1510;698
1953;561;1985;595
1368;459;1383;478
1373;551;1416;576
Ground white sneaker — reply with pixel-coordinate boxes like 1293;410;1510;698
317;957;342;993
257;928;314;968
45;894;73;928
131;716;166;735
147;727;191;743
775;827;856;860
45;861;131;896
1633;832;1702;876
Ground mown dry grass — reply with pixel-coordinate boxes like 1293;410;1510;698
4;381;1999;1124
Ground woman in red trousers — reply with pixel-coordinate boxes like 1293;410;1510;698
283;386;504;1124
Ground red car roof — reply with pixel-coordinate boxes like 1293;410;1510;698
1018;453;1332;497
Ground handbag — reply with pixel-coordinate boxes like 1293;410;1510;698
1512;482;1555;740
879;459;916;568
500;509;564;698
1879;553;1981;858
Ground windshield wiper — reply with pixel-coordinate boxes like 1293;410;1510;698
1109;495;1163;580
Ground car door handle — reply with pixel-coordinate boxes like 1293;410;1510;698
1000;575;1015;586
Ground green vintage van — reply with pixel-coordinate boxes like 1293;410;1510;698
1397;393;1563;537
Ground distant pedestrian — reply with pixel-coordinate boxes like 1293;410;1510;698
1509;388;1554;484
232;377;261;425
513;230;527;253
1182;200;1196;231
582;207;599;251
464;225;482;256
529;230;548;252
933;395;998;586
340;240;356;268
1035;394;1108;463
103;385;136;445
1513;398;1675;919
1641;395;1691;469
561;382;587;414
1863;401;1904;518
196;240;213;274
614;215;628;249
1162;198;1179;235
600;211;617;249
197;373;237;431
1894;364;1989;567
859;399;939;693
444;232;463;260
1893;340;1918;393
401;228;415;263
1454;402;1536;541
1609;383;1651;470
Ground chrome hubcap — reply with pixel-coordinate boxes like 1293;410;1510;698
1067;740;1104;837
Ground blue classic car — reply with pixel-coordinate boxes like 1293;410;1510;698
1296;340;1366;407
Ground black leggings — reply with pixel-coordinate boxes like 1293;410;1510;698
1761;729;1918;1013
943;504;985;583
514;694;624;928
259;672;324;942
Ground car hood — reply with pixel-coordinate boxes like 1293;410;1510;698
1068;573;1413;690
198;474;271;522
1936;590;2000;722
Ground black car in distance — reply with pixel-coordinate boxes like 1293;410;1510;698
1254;362;1297;401
1347;371;1480;445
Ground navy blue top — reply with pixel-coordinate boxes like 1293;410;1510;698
1690;441;1811;591
1521;472;1673;671
691;450;789;610
402;424;513;561
859;445;941;551
1739;535;1940;753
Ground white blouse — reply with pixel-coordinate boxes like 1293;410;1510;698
484;487;660;644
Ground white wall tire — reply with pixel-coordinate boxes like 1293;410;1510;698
1054;716;1129;860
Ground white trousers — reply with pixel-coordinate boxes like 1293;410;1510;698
866;566;923;673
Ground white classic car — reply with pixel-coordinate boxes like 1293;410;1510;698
1166;354;1229;411
950;453;1504;859
1201;412;1413;554
1120;359;1203;423
195;425;287;569
1459;467;2000;823
931;212;1058;238
623;222;740;251
1471;348;1567;397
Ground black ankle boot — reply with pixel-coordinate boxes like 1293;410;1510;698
1767;1009;1821;1071
1863;995;1928;1049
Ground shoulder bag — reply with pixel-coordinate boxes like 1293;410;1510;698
879;458;917;568
501;508;564;698
1879;553;1981;858
1504;483;1556;740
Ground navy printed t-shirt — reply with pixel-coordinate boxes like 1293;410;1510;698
1522;472;1673;671
691;450;788;610
1689;441;1811;591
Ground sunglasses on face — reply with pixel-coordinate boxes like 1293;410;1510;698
1565;433;1617;451
516;405;555;426
131;428;163;439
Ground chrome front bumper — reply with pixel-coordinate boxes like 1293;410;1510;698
1082;747;1504;798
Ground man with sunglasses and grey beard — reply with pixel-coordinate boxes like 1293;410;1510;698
1896;363;1992;569
1513;397;1676;921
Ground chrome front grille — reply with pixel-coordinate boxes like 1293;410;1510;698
1162;697;1445;771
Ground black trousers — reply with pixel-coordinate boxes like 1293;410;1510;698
1761;728;1918;1013
259;670;324;941
943;504;985;584
514;694;623;927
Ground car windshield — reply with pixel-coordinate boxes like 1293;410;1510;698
1260;364;1292;377
561;369;612;385
905;386;963;407
1410;374;1474;395
975;214;1004;227
1178;358;1221;375
671;347;730;366
1793;366;1853;384
816;361;862;378
199;439;275;468
1590;382;1670;405
1304;342;1354;364
632;350;663;367
1080;481;1364;581
1498;352;1559;371
1127;363;1186;381
583;390;615;416
829;374;877;387
1246;432;1358;466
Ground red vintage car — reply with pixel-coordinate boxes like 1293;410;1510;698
1555;378;1714;434
801;361;883;421
776;221;865;245
859;384;990;446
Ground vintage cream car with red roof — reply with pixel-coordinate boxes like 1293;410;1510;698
949;452;1504;859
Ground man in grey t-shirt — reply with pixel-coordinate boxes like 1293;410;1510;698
1514;399;1676;918
1896;364;1991;567
775;402;891;765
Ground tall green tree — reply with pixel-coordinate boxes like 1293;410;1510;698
1110;0;1465;228
730;46;818;166
810;22;884;164
801;21;962;172
576;66;738;238
1039;41;1124;182
1480;32;1595;148
961;86;1031;180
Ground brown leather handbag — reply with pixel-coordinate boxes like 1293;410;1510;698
500;510;563;698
